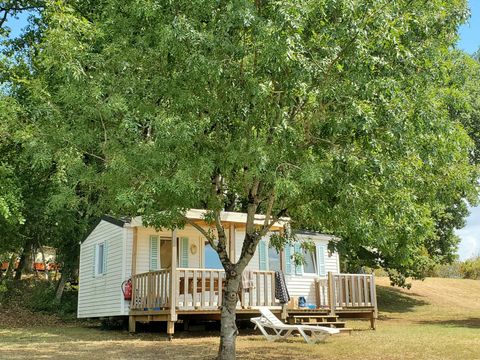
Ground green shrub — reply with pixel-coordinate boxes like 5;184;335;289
0;279;78;320
0;280;8;304
461;257;480;280
427;262;463;279
25;281;58;313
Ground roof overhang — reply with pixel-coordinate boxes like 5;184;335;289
295;230;339;242
129;208;289;230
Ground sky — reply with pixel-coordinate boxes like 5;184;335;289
455;0;480;260
4;2;480;260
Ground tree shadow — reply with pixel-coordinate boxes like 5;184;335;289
376;285;428;313
417;318;480;329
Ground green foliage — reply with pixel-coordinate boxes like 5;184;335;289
427;262;464;279
2;0;479;292
423;256;480;280
0;280;8;301
460;256;480;280
11;0;475;290
0;279;78;319
0;96;24;224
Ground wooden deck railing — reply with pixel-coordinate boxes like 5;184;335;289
130;269;171;311
315;273;377;314
332;273;377;308
130;268;277;311
238;270;277;308
176;268;277;309
131;269;377;318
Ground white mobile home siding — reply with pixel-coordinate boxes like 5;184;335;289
234;229;261;271
234;231;339;304
77;220;125;318
284;233;339;304
134;224;232;273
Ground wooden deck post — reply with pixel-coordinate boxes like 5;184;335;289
169;229;178;323
281;304;288;320
370;274;378;330
129;228;138;333
328;271;336;316
131;227;138;276
129;316;136;333
167;321;175;340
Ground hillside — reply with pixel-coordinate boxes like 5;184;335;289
376;276;480;318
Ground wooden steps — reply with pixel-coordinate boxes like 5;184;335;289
287;315;352;335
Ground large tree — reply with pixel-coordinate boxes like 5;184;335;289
1;4;99;288
8;0;479;358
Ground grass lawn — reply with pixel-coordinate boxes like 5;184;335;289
0;277;479;360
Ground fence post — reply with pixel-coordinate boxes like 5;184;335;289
328;271;336;315
370;274;378;329
170;230;178;321
314;279;321;308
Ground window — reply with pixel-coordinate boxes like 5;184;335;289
204;241;223;269
268;246;281;272
302;248;316;274
95;242;106;276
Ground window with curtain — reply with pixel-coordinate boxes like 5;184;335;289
302;248;317;274
268;246;281;272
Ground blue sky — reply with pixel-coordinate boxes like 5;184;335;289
458;0;480;53
456;0;480;260
5;2;480;260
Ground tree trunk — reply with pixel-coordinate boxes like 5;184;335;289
15;238;34;280
14;252;27;280
5;254;16;279
217;275;240;360
55;272;66;302
38;243;50;281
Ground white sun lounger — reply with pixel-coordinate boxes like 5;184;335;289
251;307;340;344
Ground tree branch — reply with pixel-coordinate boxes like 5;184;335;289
213;209;233;268
0;2;44;31
246;178;260;235
186;218;218;252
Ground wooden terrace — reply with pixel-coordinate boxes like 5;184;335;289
128;269;378;336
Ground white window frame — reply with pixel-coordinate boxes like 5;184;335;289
261;232;281;272
95;242;106;276
267;244;281;272
302;247;317;275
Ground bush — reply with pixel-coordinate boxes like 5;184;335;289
427;262;463;279
25;281;58;313
0;280;9;304
0;278;77;320
461;257;480;280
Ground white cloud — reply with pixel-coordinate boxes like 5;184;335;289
455;206;480;260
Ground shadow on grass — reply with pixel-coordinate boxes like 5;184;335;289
417;318;480;329
376;285;428;313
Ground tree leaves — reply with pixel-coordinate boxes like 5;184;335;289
3;0;479;287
